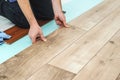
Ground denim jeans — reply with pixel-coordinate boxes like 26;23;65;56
0;0;54;28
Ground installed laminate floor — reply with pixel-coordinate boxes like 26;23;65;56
0;0;120;80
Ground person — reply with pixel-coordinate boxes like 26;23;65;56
0;0;69;44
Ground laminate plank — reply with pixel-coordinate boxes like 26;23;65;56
0;15;14;31
5;26;29;44
0;26;85;80
27;64;75;80
49;7;120;74
68;0;120;31
116;74;120;80
5;20;51;44
73;30;120;80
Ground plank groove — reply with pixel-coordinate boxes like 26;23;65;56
68;0;120;31
73;30;120;80
27;64;76;80
0;26;85;80
0;0;120;80
49;7;120;74
116;74;120;80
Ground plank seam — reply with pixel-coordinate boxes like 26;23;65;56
27;64;77;80
115;73;120;80
47;2;120;73
73;28;120;78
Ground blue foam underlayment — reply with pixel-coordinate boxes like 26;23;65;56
0;0;103;64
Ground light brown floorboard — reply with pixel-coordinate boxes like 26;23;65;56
49;7;120;74
72;30;120;80
68;0;120;31
116;74;120;80
0;26;85;80
27;64;75;80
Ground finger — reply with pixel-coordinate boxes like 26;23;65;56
28;33;36;44
39;33;47;42
31;36;36;44
56;20;62;25
58;16;69;28
54;16;59;21
63;21;70;28
56;20;65;28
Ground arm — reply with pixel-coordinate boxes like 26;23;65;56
52;0;69;27
52;0;62;13
17;0;47;43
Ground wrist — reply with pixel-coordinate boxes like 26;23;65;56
29;20;39;28
54;10;63;14
52;0;62;14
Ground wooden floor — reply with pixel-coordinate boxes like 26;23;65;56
0;0;120;80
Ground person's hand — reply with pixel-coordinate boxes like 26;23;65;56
28;24;47;44
54;11;69;28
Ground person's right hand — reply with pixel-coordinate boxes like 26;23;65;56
28;24;47;44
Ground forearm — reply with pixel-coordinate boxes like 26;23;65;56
17;0;38;27
52;0;62;13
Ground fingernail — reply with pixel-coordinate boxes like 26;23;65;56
44;39;47;42
66;24;70;27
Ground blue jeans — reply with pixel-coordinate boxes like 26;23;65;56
0;0;54;28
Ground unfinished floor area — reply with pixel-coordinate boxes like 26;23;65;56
0;0;120;80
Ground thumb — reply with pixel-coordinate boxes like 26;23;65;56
63;21;70;28
39;33;47;42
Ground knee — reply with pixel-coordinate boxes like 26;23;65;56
14;16;30;28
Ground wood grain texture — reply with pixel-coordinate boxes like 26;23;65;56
68;0;120;31
72;30;120;80
5;26;29;44
49;7;120;74
116;74;120;80
1;0;120;80
27;64;75;80
0;26;85;80
5;20;51;44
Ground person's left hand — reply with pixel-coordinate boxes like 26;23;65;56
54;11;69;28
